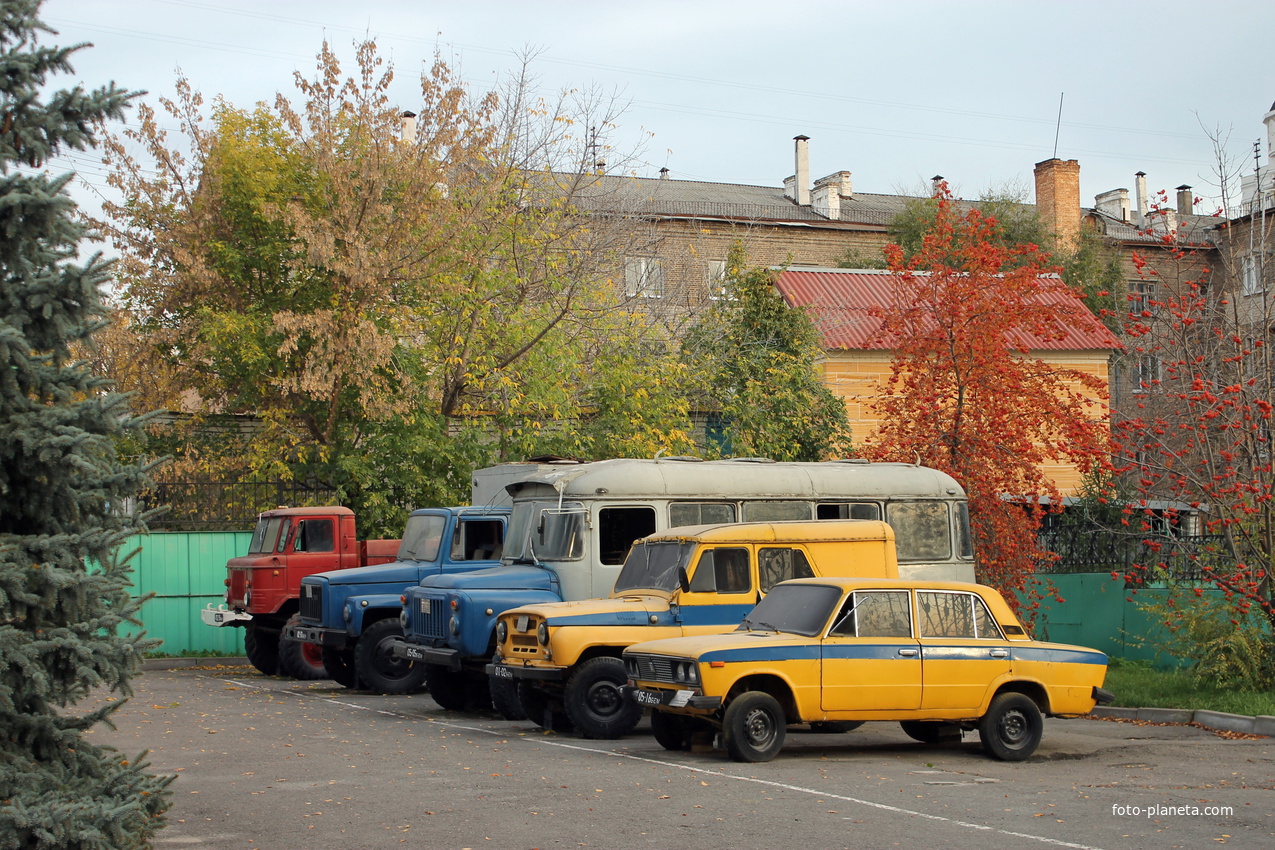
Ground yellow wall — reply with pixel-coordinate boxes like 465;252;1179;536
822;349;1111;495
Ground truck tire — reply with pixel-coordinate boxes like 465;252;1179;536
424;666;492;712
355;618;428;695
322;647;361;689
489;672;527;721
243;624;280;676
517;681;573;732
563;657;644;739
277;614;329;680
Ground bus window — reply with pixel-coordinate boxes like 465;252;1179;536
598;507;656;565
887;501;952;562
669;502;736;528
539;508;587;560
955;503;973;559
816;502;881;521
741;501;811;522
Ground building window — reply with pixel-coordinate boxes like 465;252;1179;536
707;259;729;300
1134;354;1161;392
624;256;665;298
1241;253;1265;296
1128;280;1157;317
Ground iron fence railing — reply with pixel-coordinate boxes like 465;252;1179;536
1037;527;1230;583
141;481;339;531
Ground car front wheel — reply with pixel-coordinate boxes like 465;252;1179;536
722;691;786;763
978;692;1043;761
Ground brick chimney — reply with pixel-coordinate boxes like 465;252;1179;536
1033;158;1081;250
400;110;417;144
812;171;851;218
1176;184;1194;215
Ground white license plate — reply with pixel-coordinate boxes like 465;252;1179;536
293;629;316;642
492;666;513;680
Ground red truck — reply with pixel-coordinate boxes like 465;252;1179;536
201;506;399;679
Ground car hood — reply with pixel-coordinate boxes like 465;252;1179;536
507;595;667;624
625;630;812;659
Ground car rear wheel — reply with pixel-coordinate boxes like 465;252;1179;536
978;693;1043;761
723;691;786;763
563;657;644;739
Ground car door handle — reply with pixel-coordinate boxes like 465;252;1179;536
989;649;1009;658
898;648;918;657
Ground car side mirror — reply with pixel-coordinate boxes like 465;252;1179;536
678;566;690;593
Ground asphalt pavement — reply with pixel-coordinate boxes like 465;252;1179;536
80;662;1274;850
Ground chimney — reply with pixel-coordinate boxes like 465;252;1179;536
1135;171;1148;227
1176;184;1194;215
931;175;945;197
786;135;811;206
400;110;417;144
658;167;670;180
1033;158;1081;249
1094;188;1130;222
812;171;851;219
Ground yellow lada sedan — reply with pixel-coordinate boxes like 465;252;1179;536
622;577;1112;763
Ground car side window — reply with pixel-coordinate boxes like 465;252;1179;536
688;548;751;594
757;547;815;593
830;590;911;637
917;591;977;638
972;596;1003;639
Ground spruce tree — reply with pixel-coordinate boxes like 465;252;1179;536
0;3;172;846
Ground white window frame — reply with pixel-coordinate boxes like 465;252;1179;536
707;259;729;300
1241;253;1264;296
624;256;665;299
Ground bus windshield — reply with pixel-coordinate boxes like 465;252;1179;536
612;541;697;594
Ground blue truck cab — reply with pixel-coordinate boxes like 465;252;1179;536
284;506;508;694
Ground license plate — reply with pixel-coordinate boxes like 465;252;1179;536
212;612;224;624
492;666;513;680
402;645;425;660
292;629;316;642
633;689;664;707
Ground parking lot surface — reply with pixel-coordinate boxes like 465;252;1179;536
84;664;1274;849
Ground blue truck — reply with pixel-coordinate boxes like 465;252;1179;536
283;505;509;694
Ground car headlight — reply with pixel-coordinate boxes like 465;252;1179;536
400;607;408;629
449;615;460;637
343;605;352;623
243;589;250;608
495;620;508;643
537;622;549;645
673;660;699;685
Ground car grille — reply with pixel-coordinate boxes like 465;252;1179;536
408;595;448;640
299;583;323;621
625;653;679;684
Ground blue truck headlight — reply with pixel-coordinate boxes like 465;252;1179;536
449;615;460;637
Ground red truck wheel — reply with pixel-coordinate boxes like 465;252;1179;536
243;624;280;676
277;614;329;680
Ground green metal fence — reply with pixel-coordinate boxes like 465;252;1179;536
124;531;251;656
1023;572;1220;667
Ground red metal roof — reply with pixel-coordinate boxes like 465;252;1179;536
774;268;1119;352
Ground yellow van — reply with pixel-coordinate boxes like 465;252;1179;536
487;519;899;738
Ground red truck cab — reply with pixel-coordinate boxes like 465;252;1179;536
202;506;399;678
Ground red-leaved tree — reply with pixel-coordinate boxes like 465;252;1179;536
1113;197;1275;639
863;188;1114;607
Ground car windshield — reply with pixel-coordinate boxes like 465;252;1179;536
736;583;843;636
612;541;697;594
398;514;446;561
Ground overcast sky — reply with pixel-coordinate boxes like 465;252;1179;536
41;0;1275;217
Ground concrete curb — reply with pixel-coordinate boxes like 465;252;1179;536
1091;704;1274;736
143;656;250;670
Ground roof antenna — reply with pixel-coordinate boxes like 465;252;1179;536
1052;92;1064;159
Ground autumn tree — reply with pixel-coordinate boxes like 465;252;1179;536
1112;177;1275;681
861;188;1113;601
0;3;172;844
683;243;853;460
101;41;687;534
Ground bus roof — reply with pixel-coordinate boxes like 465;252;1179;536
642;518;897;545
504;458;964;500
